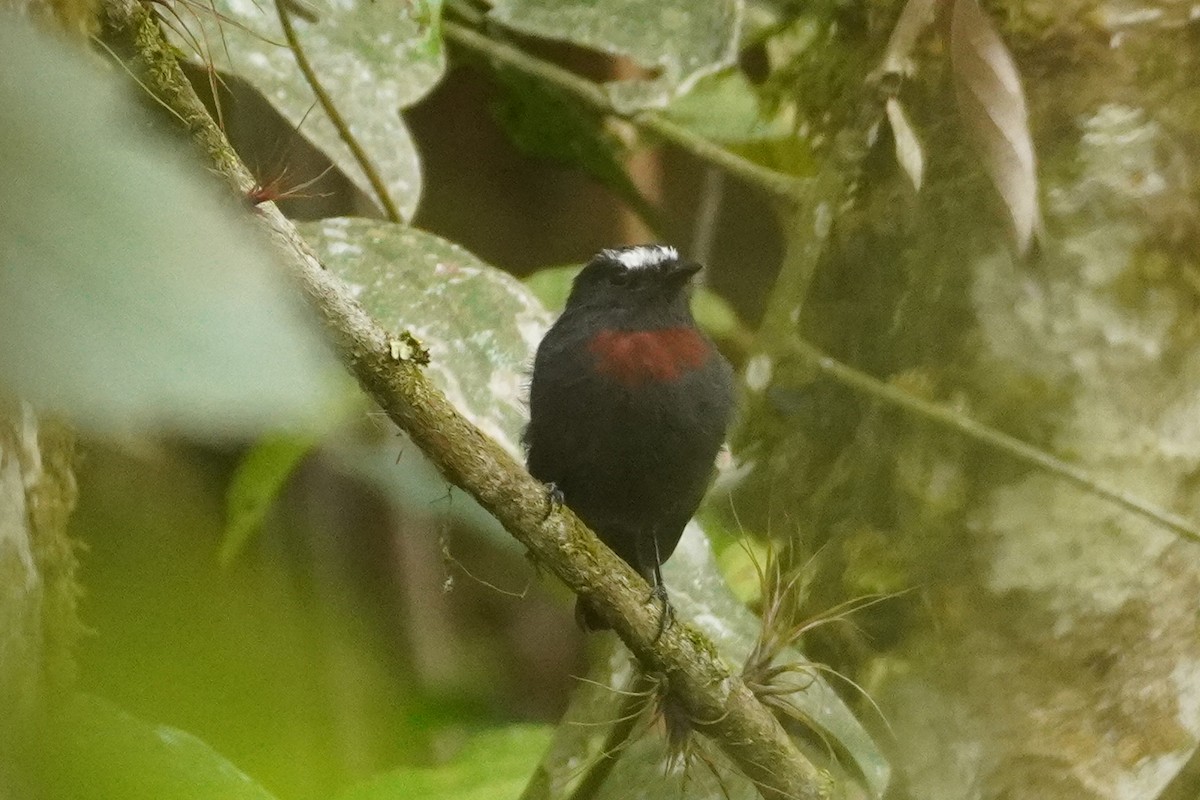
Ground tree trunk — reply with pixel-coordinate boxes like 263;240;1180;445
784;5;1200;798
0;405;80;798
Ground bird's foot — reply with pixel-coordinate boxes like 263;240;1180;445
648;582;674;642
541;482;565;521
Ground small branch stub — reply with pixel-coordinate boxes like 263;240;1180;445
388;331;429;365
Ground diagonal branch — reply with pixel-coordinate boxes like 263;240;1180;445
101;2;832;798
787;337;1200;543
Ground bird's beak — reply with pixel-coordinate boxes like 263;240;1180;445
665;261;703;287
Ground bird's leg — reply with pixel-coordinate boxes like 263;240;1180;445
646;535;674;642
649;562;674;642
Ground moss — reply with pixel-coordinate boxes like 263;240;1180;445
26;418;82;698
0;408;80;742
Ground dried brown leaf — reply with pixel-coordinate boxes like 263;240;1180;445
874;0;942;80
886;97;925;192
950;0;1040;253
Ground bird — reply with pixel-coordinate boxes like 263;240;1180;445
524;244;735;634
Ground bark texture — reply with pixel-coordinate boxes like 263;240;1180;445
0;406;79;797
754;4;1200;797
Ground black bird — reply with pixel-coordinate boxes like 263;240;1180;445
524;245;735;631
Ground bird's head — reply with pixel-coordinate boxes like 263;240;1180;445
564;245;702;324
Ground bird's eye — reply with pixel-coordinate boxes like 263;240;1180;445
608;270;631;286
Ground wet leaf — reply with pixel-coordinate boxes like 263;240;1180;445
163;0;445;220
488;0;742;112
294;221;553;551
220;217;558;561
950;0;1040;253
299;219;551;456
886;97;924;192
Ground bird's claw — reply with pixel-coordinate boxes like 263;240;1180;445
648;582;674;642
542;482;565;521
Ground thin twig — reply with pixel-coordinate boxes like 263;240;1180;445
273;0;403;221
753;168;846;346
441;20;809;203
690;167;724;267
559;672;657;800
93;35;190;127
787;336;1200;544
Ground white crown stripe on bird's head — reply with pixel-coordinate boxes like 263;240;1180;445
602;245;679;270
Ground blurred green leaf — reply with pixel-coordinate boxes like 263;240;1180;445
489;0;742;111
522;265;579;313
0;18;340;438
491;68;662;231
36;694;278;800
662;68;789;143
300;219;552;455
336;725;552;800
165;0;445;219
73;445;444;800
691;283;745;342
664;67;818;176
221;434;317;565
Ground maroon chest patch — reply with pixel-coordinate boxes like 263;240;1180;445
587;327;711;387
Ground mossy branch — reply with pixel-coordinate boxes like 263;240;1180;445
101;2;831;797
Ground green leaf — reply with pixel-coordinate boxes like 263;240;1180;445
34;694;278;800
522;265;579;313
165;0;445;219
489;0;743;111
664;67;818;176
336;725;552;800
221;434;318;565
0;18;340;438
299;219;552;455
662;68;790;144
491;67;662;230
67;447;447;798
691;284;745;342
298;219;552;550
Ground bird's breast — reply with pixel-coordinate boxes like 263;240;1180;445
586;326;711;387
